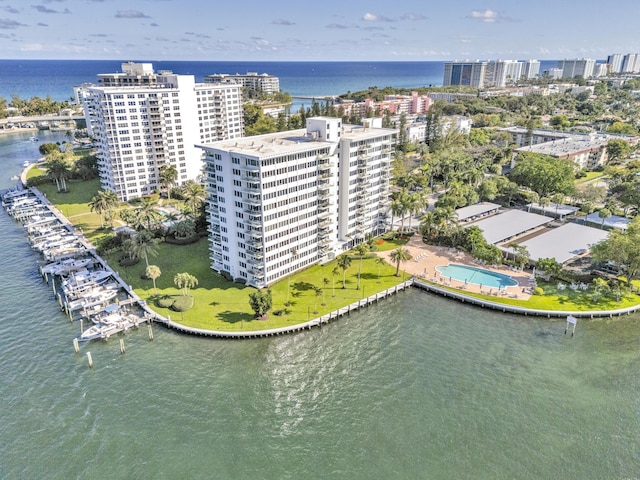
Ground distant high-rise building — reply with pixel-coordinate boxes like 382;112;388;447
523;60;541;79
198;117;396;287
622;54;640;73
80;62;243;201
444;59;540;87
557;58;596;79
204;72;280;96
443;61;488;88
607;54;624;73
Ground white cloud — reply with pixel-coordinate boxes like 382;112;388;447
115;10;150;19
363;12;393;23
272;19;294;26
469;9;499;23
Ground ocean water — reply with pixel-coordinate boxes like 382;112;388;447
1;132;640;478
0;59;559;103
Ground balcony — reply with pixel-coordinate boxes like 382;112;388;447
242;173;261;182
318;216;331;227
244;195;262;207
318;236;331;246
247;249;264;261
242;182;261;193
245;215;262;228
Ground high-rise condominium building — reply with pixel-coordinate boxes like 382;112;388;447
621;54;640;73
557;59;596;79
80;62;243;201
198;117;397;288
444;59;540;88
204;72;280;96
607;54;625;73
443;61;488;88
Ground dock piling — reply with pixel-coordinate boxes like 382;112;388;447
119;339;126;354
86;352;93;368
73;338;79;353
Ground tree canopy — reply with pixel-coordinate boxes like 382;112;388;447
509;153;575;197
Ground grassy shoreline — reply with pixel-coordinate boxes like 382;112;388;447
33;176;640;331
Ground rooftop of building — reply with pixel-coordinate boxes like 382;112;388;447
198;129;331;157
198;121;396;157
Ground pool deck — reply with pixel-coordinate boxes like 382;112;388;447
379;235;533;301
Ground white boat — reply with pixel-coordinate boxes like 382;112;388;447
65;287;119;312
62;269;112;291
65;281;119;302
79;323;120;341
41;257;94;276
29;137;38;142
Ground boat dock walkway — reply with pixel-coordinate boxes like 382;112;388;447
2;187;153;342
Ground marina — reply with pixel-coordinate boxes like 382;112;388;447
1;186;152;343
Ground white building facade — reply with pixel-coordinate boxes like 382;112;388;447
80;63;243;201
204;72;280;96
199;117;396;288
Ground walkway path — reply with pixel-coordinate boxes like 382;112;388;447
378;234;533;300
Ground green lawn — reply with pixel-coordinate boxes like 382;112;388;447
431;279;640;311
33;176;640;330
105;241;404;331
575;171;605;184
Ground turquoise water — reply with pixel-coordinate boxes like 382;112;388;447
2;133;640;479
436;263;519;289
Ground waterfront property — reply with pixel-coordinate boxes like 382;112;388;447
198;116;396;288
435;264;518;289
79;62;244;201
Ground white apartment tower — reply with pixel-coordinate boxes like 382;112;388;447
607;54;624;73
81;62;243;201
204;72;280;96
199;117;396;288
557;59;596;79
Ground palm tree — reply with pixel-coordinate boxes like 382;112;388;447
137;197;160;230
598;208;611;229
322;277;330;305
331;266;340;297
286;248;297;306
145;264;161;295
89;190;120;229
389;247;411;277
376;256;386;283
159;164;178;200
182;180;206;218
129;230;160;267
102;190;120;227
312;285;322;314
353;242;370;290
389;198;403;232
174;272;199;296
89;191;109;228
336;254;352;289
46;157;70;192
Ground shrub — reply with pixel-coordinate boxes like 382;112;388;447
234;278;247;285
156;296;175;308
26;176;50;187
220;270;233;282
164;234;199;245
533;286;544;295
171;295;194;312
118;256;140;267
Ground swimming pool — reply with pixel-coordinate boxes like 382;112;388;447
435;264;518;289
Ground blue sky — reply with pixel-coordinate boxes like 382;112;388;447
1;0;639;61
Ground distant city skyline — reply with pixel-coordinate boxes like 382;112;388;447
0;0;639;61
